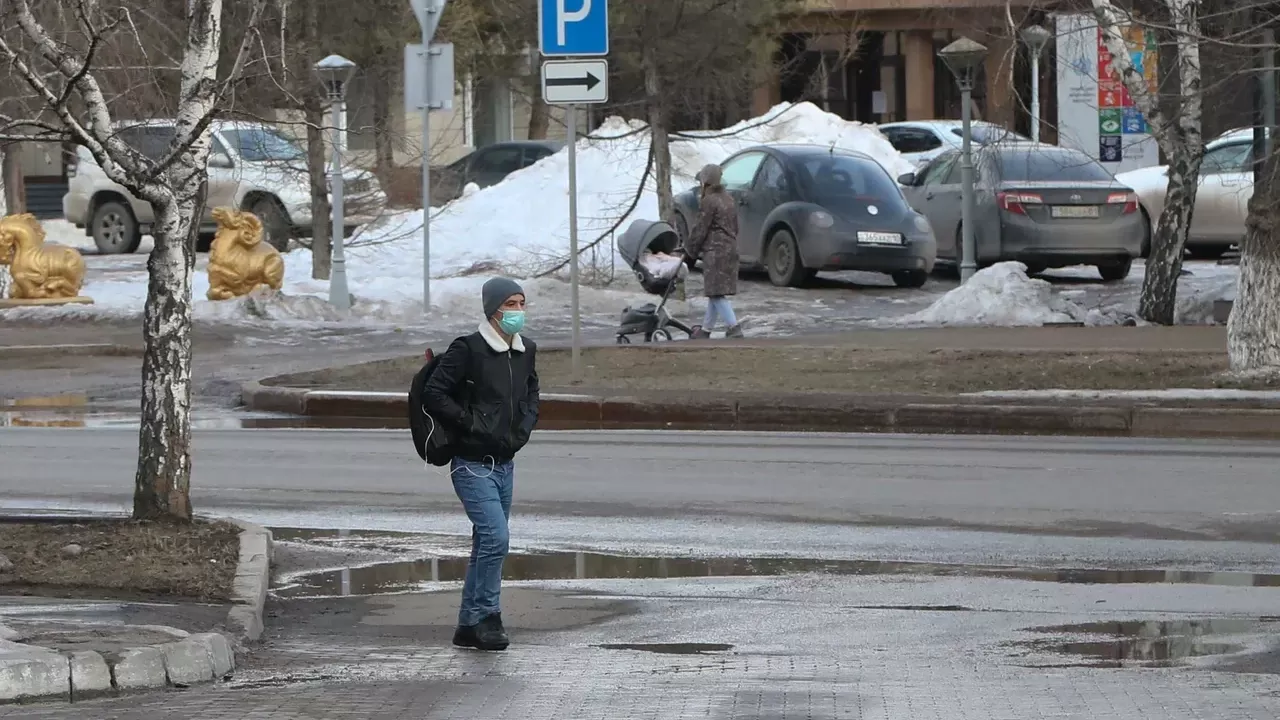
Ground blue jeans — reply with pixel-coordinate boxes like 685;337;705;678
451;457;514;627
702;295;738;329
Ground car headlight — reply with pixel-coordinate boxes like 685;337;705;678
809;210;834;229
913;214;932;233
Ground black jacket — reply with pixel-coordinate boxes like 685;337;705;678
422;325;540;462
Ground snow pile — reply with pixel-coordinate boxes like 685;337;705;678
287;101;911;287
896;262;1092;326
1175;273;1237;325
963;388;1280;400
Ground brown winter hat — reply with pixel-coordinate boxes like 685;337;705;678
696;164;722;187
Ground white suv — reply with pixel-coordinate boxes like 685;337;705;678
63;120;386;253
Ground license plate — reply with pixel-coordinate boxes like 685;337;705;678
1050;205;1100;219
857;231;903;245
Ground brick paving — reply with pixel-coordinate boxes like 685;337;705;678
4;622;1279;719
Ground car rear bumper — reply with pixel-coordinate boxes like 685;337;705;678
999;213;1143;266
806;231;937;273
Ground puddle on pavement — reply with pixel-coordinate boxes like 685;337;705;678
273;547;1280;599
597;642;734;655
1019;618;1261;667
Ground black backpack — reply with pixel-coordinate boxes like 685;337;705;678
408;338;471;466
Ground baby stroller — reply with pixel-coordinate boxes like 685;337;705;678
614;219;694;343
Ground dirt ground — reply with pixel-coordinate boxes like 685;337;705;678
271;343;1268;395
0;520;241;602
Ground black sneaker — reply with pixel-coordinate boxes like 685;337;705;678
474;613;509;651
452;624;478;648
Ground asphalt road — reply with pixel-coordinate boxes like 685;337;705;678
3;427;1278;545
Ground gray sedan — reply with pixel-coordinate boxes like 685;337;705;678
898;144;1144;281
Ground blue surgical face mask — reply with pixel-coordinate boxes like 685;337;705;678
498;309;525;335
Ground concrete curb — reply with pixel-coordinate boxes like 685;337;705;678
0;343;142;359
0;624;236;704
241;381;1280;440
224;518;273;645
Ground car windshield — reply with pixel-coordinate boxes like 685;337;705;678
992;149;1114;182
949;125;1029;145
221;127;305;162
795;154;903;203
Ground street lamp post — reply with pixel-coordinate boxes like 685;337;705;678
1020;25;1053;144
938;37;989;284
315;54;358;311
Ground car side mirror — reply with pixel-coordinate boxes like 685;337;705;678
209;152;234;169
898;172;917;186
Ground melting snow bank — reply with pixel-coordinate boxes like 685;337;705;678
891;262;1137;327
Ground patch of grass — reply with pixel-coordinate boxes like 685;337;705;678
267;346;1277;395
0;520;241;602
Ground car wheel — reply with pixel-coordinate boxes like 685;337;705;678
1187;245;1228;260
891;270;928;289
765;228;809;287
248;197;292;251
91;201;142;254
1098;257;1133;282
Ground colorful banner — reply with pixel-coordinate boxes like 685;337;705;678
1054;13;1160;173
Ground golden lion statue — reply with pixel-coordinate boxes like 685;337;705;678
207;207;285;301
0;214;86;300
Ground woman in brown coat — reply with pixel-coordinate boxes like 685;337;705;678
684;163;743;339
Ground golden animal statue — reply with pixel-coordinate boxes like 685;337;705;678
0;213;87;301
207;207;286;301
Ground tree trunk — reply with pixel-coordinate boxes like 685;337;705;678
642;48;673;222
306;100;332;280
134;193;198;521
1138;148;1202;325
2;146;25;214
132;0;225;522
301;0;330;279
1228;151;1280;372
527;91;550;140
371;67;395;176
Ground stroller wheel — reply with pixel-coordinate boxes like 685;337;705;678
652;328;673;342
616;334;632;345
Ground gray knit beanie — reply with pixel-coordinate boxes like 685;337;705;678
482;277;524;319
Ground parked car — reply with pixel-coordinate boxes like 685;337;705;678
431;140;564;205
1115;127;1268;259
64;120;386;253
898;143;1143;281
671;144;937;288
877;120;1031;168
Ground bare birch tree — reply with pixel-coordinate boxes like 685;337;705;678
0;0;268;521
1092;0;1203;324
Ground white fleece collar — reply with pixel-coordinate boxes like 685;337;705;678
479;321;525;353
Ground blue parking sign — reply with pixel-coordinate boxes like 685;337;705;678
539;0;609;56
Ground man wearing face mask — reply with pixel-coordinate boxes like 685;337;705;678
423;277;540;652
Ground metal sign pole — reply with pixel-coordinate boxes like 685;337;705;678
421;24;433;315
567;103;581;379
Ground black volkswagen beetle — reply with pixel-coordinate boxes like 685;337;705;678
671;144;938;288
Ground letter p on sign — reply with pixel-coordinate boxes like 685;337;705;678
539;0;608;57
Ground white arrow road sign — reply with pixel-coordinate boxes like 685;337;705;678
541;59;608;105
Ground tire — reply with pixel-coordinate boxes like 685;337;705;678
673;212;689;245
651;328;672;342
1098;257;1133;282
891;270;928;289
765;228;809;287
1187;245;1228;260
248;196;292;251
91;201;142;254
616;335;631;345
